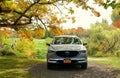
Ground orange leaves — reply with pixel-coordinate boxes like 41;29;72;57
34;26;45;39
0;27;12;37
63;27;83;35
18;29;33;41
17;26;45;40
113;20;120;28
94;0;104;5
98;0;104;5
49;26;64;36
50;16;62;25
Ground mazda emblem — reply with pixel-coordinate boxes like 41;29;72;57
65;51;70;56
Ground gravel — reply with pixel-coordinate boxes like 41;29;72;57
28;62;120;78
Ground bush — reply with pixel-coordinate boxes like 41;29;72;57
115;50;120;57
0;44;15;56
87;47;98;56
105;52;115;57
36;49;46;59
45;37;52;43
94;51;104;57
15;38;37;58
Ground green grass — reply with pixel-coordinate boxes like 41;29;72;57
0;56;41;78
33;38;52;59
89;57;120;69
33;39;48;59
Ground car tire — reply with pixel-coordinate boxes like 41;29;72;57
81;62;87;69
47;63;53;69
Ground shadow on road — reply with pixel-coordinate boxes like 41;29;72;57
28;62;120;78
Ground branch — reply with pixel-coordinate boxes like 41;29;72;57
39;1;57;5
14;10;30;18
37;17;48;32
52;4;63;14
14;0;40;25
0;9;30;19
0;16;32;27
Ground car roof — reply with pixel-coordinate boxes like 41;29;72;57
54;35;79;38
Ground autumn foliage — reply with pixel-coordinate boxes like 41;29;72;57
0;27;12;37
49;26;64;36
34;26;45;39
18;29;33;41
113;20;120;28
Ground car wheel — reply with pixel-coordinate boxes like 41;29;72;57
47;63;53;69
81;62;87;69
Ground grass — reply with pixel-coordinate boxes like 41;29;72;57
89;57;120;69
33;38;52;59
33;39;48;59
0;56;41;78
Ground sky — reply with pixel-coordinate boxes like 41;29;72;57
60;1;113;29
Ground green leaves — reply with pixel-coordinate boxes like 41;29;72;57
69;7;74;14
103;0;117;9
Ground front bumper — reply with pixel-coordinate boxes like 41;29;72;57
47;58;87;65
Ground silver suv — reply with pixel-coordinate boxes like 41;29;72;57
46;35;87;69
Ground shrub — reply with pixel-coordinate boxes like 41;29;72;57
115;50;120;57
36;49;46;59
105;52;115;57
45;37;52;43
94;51;104;57
15;38;37;58
1;45;15;56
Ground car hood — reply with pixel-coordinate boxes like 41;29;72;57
49;44;86;51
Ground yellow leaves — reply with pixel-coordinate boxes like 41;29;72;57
0;27;12;37
18;29;33;41
114;8;120;15
94;0;104;5
50;16;62;24
49;26;64;36
17;26;45;40
118;0;120;3
51;16;58;21
34;26;45;39
99;0;104;5
72;16;76;23
82;5;88;10
15;38;37;58
69;7;74;14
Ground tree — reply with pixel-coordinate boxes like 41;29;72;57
87;20;120;56
34;26;45;39
111;9;120;23
18;29;34;41
0;0;119;31
113;20;120;28
111;0;120;28
49;25;64;37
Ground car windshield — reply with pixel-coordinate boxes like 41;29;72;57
53;37;82;44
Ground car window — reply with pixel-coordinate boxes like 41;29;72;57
54;37;61;44
53;37;82;44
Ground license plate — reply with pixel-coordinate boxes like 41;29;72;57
64;59;71;63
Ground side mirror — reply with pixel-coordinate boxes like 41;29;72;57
46;43;51;46
83;43;87;46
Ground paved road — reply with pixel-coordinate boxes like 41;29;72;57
28;62;120;78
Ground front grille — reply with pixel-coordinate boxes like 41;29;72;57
56;51;79;57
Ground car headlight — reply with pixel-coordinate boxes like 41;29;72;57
79;50;87;53
48;50;55;53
